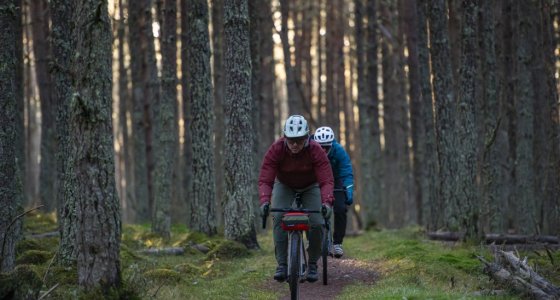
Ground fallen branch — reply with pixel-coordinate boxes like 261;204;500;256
38;283;59;300
478;251;560;300
139;247;185;256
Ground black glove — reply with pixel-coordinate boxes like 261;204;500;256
321;204;332;219
260;202;270;217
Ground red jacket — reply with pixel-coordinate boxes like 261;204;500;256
258;137;334;206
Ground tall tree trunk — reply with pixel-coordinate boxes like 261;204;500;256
69;0;121;289
224;0;259;249
181;0;193;227
401;0;422;226
212;0;225;229
480;0;508;233
359;0;382;227
381;0;411;228
128;0;156;222
428;0;458;231
541;0;560;235
50;0;77;265
456;0;478;239
117;0;132;223
280;0;303;114
152;0;178;238
188;0;217;235
416;0;438;230
498;0;516;232
30;0;57;213
514;0;537;234
0;0;23;272
254;0;275;157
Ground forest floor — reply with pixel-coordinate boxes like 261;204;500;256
263;257;379;300
7;212;560;299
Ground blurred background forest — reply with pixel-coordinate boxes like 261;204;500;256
1;0;560;289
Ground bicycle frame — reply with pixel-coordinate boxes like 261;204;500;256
268;192;320;299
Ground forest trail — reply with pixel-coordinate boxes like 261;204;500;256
263;257;379;300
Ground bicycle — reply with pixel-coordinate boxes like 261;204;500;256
262;192;329;299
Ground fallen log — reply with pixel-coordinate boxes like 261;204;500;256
486;234;559;245
139;247;185;256
427;231;462;241
427;232;559;245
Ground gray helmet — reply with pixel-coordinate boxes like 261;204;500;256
283;115;309;138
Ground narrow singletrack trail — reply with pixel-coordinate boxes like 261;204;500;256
263;257;379;300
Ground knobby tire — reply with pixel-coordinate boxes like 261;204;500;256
289;232;301;300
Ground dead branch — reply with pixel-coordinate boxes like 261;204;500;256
139;247;185;256
478;251;560;300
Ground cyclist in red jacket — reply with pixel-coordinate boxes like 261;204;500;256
258;115;334;283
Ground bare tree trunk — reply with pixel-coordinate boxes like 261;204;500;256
280;0;303;115
30;0;57;213
428;0;458;231
50;0;77;265
181;0;193;227
152;0;178;238
456;0;479;239
128;0;156;223
514;0;538;234
540;0;560;235
0;0;23;272
224;0;259;249
212;0;225;229
416;0;438;230
69;0;121;289
481;0;508;234
188;0;217;236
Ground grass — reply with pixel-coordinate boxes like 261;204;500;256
11;213;560;299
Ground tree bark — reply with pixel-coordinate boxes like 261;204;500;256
455;0;479;239
0;0;23;272
69;0;121;289
514;0;537;234
128;0;156;223
188;0;217;236
428;0;458;232
224;0;259;249
152;0;178;239
30;0;57;213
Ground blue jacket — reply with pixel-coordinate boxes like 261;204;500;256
327;140;354;189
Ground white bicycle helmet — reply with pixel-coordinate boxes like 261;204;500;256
313;126;335;146
283;115;309;138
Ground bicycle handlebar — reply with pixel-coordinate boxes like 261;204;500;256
270;208;321;213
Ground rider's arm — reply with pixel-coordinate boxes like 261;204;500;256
310;141;334;206
333;141;354;188
258;140;282;205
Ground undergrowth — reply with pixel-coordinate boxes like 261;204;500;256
4;212;558;299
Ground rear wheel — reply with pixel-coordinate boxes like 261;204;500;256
289;232;301;300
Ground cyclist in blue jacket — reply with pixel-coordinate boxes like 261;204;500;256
313;126;354;258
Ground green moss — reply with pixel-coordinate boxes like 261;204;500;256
0;265;42;300
23;211;58;233
16;250;53;265
44;265;78;286
16;239;46;254
173;263;201;276
143;268;182;284
205;240;252;260
120;243;146;266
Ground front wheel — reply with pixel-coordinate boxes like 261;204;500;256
289;232;301;300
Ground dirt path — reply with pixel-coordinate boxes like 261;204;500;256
263;257;379;300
